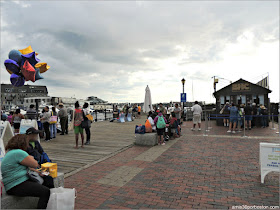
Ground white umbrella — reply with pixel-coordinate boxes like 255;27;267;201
143;85;153;113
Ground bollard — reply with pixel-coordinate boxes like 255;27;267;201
277;113;280;135
242;115;248;138
203;111;209;136
206;111;209;132
271;113;276;130
95;110;98;122
104;109;107;120
208;113;212;129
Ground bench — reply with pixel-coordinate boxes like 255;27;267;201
1;172;64;209
135;133;158;146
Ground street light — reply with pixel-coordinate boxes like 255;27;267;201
181;78;185;93
181;78;186;121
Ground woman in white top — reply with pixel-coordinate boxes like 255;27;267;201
148;111;156;132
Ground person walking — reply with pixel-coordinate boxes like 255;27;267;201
227;103;239;133
74;101;84;149
58;103;68;135
11;109;24;134
49;107;57;139
83;102;91;145
40;106;51;141
191;101;202;131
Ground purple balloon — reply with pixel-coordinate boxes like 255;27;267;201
10;74;25;87
4;59;20;74
21;51;40;67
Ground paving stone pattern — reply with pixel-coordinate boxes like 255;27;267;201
65;121;279;209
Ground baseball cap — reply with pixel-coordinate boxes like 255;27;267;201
26;127;42;135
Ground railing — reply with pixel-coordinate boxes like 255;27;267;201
201;111;280;137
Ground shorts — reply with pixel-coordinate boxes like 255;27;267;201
230;117;238;123
245;115;252;121
74;125;83;134
13;123;20;129
156;128;164;136
193;114;201;124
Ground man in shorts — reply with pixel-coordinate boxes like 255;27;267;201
191;101;202;131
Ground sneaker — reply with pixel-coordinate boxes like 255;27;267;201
44;139;50;142
85;141;90;145
232;131;236;133
60;133;64;135
249;128;251;130
161;143;165;145
198;128;201;131
191;128;195;131
227;130;231;133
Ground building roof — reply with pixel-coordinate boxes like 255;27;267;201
213;78;272;97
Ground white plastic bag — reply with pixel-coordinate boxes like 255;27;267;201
47;187;76;210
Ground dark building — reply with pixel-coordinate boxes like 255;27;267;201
213;78;272;126
1;83;48;110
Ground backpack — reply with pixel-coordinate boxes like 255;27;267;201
157;116;166;129
39;152;52;165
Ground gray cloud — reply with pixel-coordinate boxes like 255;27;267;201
1;1;278;102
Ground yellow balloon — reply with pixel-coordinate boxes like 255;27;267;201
35;63;50;73
18;45;39;55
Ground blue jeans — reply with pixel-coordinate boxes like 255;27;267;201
49;123;57;138
261;116;268;127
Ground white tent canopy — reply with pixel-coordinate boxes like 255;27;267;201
143;85;153;113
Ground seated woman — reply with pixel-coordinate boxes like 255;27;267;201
1;134;50;209
147;111;156;132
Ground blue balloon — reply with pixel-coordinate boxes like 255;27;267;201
35;68;44;81
8;50;22;64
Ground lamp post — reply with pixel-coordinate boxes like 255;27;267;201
181;78;186;121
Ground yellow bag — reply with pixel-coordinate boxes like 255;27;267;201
86;114;93;121
41;162;57;178
145;120;152;133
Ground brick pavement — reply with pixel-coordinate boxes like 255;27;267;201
65;121;279;209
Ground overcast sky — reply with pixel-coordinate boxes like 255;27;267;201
1;1;279;104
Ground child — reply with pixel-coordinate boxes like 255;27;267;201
154;112;167;145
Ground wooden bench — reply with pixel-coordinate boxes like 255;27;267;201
135;133;158;146
1;172;64;209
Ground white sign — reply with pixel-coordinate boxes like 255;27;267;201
260;142;280;183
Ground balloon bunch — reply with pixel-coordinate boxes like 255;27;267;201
4;46;50;87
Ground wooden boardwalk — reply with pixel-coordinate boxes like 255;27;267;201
39;118;144;176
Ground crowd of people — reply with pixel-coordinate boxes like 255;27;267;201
143;103;183;145
220;102;270;133
1;101;93;147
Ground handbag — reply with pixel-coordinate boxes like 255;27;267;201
86;114;93;122
47;187;76;210
135;125;145;134
27;169;44;185
50;112;58;124
81;120;91;129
